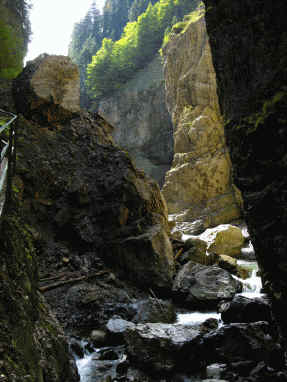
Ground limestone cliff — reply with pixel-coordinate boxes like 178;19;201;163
98;54;173;186
162;7;241;230
203;0;287;343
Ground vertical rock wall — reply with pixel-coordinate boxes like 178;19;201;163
98;55;174;186
162;8;241;230
0;214;79;381
203;0;287;343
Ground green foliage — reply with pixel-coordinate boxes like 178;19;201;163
161;3;205;51
87;0;199;100
0;19;23;78
0;0;31;79
103;0;134;41
128;0;157;21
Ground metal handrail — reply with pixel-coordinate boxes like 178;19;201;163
0;108;17;134
0;108;17;216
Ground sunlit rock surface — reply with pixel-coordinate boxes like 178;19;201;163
162;8;241;228
13;54;80;123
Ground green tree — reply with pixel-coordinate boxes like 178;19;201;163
128;0;157;22
0;0;31;79
83;0;200;105
103;0;134;41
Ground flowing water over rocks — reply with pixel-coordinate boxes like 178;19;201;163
73;227;282;382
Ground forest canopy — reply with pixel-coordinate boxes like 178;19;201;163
86;0;198;99
69;0;199;106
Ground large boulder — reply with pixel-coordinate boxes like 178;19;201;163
219;295;272;324
14;109;175;292
12;55;175;332
162;7;242;228
173;261;242;309
200;224;245;257
200;321;284;370
180;237;211;265
13;54;80;123
123;322;204;373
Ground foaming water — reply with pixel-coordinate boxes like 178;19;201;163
76;354;94;382
236;260;263;298
177;311;220;325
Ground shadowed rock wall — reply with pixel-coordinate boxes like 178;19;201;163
203;0;287;343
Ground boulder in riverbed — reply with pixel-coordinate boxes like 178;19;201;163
123;322;203;373
131;298;176;324
217;254;249;279
200;224;245;257
200;321;284;369
173;261;242;309
219;295;272;324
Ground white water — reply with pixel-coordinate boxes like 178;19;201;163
76;224;263;380
76;354;95;382
237;260;263;298
176;259;263;326
177;311;220;325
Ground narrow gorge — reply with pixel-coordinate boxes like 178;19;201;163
0;0;287;381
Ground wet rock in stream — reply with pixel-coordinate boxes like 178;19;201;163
219;295;272;324
200;321;284;369
131;297;176;324
108;320;217;374
173;261;242;309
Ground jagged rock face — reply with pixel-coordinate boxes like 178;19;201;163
98;55;173;186
203;0;287;343
13;54;80;123
0;215;79;381
13;55;174;295
162;11;241;228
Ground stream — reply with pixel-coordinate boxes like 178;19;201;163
73;257;263;381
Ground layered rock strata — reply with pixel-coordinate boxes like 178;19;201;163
98;54;174;186
162;8;241;229
203;0;287;344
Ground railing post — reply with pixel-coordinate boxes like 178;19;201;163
5;123;14;209
0;109;17;216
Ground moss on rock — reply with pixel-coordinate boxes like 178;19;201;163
0;208;79;381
